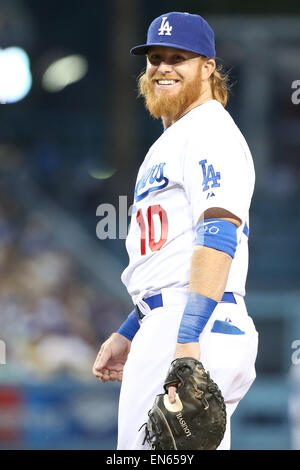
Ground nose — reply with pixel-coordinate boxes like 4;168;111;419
156;60;173;75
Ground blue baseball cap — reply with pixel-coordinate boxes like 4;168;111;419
130;12;216;58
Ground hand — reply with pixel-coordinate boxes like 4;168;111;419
167;342;200;404
92;332;131;382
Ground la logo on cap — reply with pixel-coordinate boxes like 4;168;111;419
158;17;172;36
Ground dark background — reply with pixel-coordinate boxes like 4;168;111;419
0;0;300;450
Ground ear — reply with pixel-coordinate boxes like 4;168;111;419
201;59;216;81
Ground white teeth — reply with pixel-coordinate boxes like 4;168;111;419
157;80;177;85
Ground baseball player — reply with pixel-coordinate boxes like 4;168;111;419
93;12;258;450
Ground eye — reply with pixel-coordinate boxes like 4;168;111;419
173;55;186;63
148;54;161;66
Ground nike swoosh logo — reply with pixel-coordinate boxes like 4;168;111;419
203;220;220;226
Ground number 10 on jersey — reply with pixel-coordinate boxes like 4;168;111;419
136;204;168;255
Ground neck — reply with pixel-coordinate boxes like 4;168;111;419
162;86;214;129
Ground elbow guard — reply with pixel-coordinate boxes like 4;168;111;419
195;218;238;258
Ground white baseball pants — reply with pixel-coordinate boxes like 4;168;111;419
117;288;258;450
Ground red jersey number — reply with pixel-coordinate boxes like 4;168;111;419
136;205;168;256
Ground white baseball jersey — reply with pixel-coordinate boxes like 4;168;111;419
121;99;255;304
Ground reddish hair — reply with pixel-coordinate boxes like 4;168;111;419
210;63;231;107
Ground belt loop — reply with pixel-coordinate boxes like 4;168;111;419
221;292;236;304
135;305;145;323
144;293;163;310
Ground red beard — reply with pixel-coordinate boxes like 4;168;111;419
138;65;203;121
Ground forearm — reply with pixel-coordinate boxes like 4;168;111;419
175;246;232;359
175;220;236;359
189;245;233;301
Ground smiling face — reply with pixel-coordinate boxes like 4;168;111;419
138;46;214;124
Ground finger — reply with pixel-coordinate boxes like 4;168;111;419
168;386;177;404
93;356;102;376
93;370;102;378
94;348;111;372
100;370;111;382
93;345;104;365
102;367;110;377
117;371;123;382
100;377;109;383
95;366;123;382
93;363;108;378
102;368;121;382
93;361;105;375
93;366;102;377
109;370;119;381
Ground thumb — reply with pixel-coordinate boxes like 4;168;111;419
95;346;111;371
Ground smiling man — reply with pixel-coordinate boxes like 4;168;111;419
93;12;258;450
139;46;215;128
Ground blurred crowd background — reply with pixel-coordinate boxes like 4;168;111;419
0;0;300;450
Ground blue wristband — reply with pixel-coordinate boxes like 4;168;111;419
177;293;218;343
117;309;140;341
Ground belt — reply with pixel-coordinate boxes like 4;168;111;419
135;291;236;321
